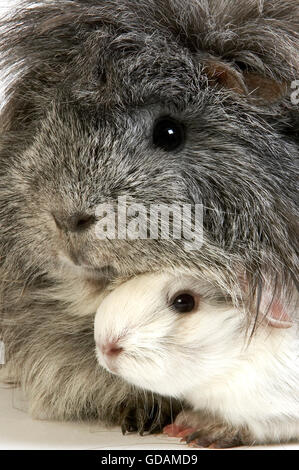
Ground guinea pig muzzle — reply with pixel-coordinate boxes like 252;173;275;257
96;336;125;374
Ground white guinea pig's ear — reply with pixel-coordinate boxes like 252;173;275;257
240;273;294;329
203;59;288;104
259;288;293;329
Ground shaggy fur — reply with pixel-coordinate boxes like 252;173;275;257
0;0;298;430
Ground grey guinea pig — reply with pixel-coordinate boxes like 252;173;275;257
0;0;298;433
95;271;299;447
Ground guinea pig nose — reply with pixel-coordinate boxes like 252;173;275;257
52;211;96;233
101;341;124;357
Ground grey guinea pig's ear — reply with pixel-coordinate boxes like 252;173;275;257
202;59;289;105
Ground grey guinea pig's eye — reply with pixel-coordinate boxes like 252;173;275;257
153;117;185;152
171;293;195;314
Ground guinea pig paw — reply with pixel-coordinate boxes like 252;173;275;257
169;410;250;448
120;396;181;436
121;405;158;435
184;430;244;449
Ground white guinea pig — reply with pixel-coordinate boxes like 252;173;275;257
94;272;299;448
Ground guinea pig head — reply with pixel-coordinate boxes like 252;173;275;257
94;272;250;397
0;0;298;323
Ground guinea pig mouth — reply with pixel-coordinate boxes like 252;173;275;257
103;361;119;375
96;350;120;376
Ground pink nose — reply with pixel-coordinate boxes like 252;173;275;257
100;341;123;357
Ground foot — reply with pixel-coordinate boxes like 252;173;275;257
163;410;253;449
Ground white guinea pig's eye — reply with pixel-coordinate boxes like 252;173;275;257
171;293;196;314
153;117;185;152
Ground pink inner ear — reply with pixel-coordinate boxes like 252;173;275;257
203;59;247;95
262;295;293;329
239;273;294;329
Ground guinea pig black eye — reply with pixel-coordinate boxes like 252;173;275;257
153;117;185;152
172;293;195;314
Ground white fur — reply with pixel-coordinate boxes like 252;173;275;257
94;272;299;444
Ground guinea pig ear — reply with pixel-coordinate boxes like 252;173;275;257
242;72;289;104
241;273;294;329
259;286;293;329
203;59;288;104
203;59;247;95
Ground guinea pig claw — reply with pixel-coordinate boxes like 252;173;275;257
121;423;136;435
